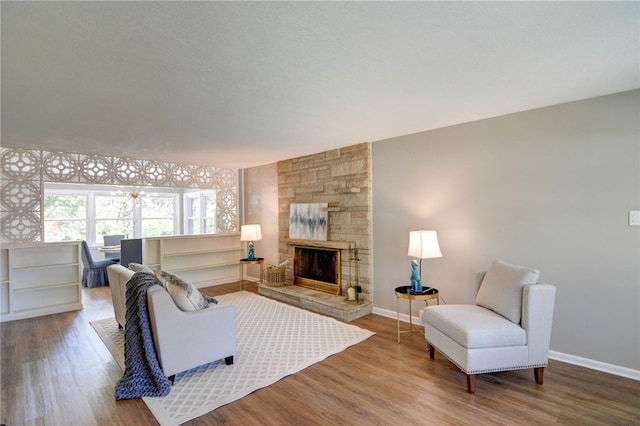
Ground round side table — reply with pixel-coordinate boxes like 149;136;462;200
239;258;264;290
395;285;439;343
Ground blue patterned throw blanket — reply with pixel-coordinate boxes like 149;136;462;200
115;272;172;400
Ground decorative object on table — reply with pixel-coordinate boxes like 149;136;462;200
407;229;442;293
289;202;328;240
410;259;422;292
240;224;262;260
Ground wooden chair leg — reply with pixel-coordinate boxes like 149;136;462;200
534;367;545;384
428;344;435;360
466;374;476;393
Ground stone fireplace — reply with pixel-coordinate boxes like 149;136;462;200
258;142;373;321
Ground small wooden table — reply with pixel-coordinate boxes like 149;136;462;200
395;285;439;343
239;258;264;290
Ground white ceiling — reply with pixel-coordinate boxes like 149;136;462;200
2;1;638;169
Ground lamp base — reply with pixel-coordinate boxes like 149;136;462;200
410;258;423;292
247;242;255;261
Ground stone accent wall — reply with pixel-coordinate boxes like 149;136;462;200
277;142;372;302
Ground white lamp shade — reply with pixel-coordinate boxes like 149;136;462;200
408;230;442;259
240;224;262;242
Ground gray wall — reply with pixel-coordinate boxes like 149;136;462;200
243;162;279;278
372;90;639;370
244;90;639;371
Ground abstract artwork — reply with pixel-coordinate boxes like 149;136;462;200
289;203;328;241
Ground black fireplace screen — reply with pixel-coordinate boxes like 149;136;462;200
294;247;338;284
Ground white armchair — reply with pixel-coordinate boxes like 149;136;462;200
147;286;236;379
422;260;555;393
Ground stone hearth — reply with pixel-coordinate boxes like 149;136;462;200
258;284;372;322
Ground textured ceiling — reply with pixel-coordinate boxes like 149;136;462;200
2;1;638;169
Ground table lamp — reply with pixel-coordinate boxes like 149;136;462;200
408;230;442;292
240;224;262;261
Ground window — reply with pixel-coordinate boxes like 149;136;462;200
95;194;133;241
43;194;87;241
184;191;217;234
44;185;179;244
141;196;177;237
185;193;201;234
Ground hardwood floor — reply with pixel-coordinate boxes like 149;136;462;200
2;282;639;425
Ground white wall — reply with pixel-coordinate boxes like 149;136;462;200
372;90;640;371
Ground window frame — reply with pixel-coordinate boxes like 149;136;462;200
43;191;89;243
139;194;181;238
43;184;181;245
183;190;217;235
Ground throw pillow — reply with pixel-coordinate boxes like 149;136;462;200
475;260;540;324
128;262;154;274
154;270;209;312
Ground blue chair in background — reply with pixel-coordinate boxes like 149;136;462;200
81;240;118;288
103;234;125;260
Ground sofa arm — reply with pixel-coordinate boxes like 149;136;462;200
147;286;236;378
521;282;556;365
107;264;133;328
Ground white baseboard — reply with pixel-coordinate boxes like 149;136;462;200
243;275;261;283
372;306;640;381
373;306;419;326
548;351;640;381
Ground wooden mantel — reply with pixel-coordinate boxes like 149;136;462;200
284;239;354;250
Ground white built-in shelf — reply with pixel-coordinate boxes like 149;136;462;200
141;233;242;289
1;241;83;322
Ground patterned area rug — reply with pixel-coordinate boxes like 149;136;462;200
91;291;375;426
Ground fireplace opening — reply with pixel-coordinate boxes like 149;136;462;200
294;246;341;295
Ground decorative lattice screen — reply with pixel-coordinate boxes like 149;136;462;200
0;148;239;242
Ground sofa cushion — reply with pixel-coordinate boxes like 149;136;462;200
154;270;209;312
475;260;539;324
423;304;526;349
128;262;154;274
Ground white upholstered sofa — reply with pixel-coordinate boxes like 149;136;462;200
107;264;130;328
422;260;555;393
106;264;236;378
